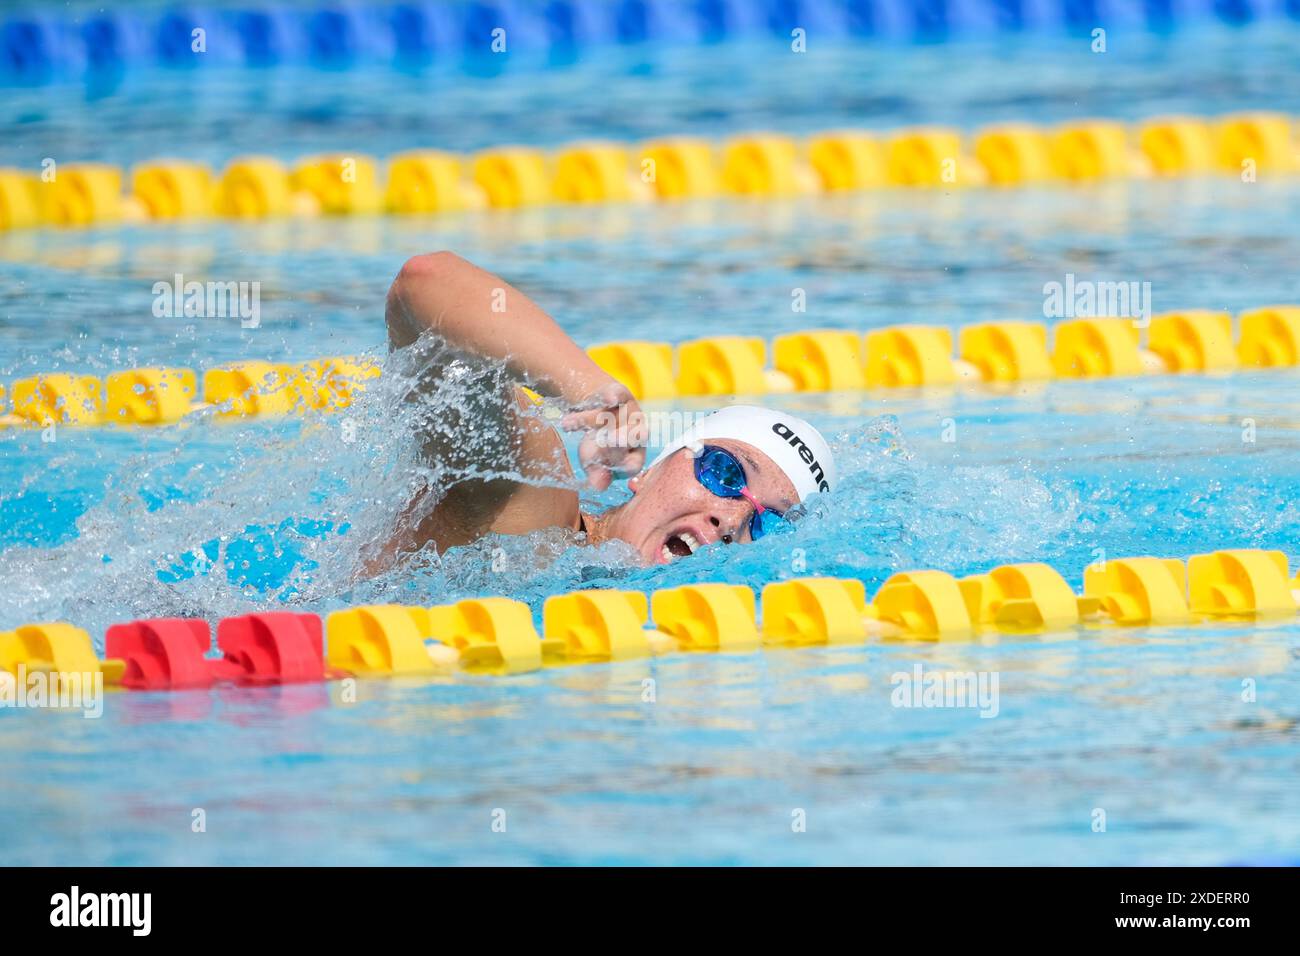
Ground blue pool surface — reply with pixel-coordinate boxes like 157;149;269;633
2;21;1300;865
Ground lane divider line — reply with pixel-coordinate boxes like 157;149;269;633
1;113;1297;232
4;307;1298;427
2;548;1297;694
0;3;1277;86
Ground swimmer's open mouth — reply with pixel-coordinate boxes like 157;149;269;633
660;530;702;563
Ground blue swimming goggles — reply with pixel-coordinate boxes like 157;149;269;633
693;444;788;541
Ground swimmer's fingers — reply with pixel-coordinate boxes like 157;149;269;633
585;463;613;494
562;381;647;489
607;416;649;452
559;405;647;439
583;462;613;491
587;421;649;464
578;428;647;489
595;439;646;479
577;433;615;490
622;443;647;473
559;406;613;434
559;381;643;435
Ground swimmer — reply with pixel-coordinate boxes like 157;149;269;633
379;251;836;568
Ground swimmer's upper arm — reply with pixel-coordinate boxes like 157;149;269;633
385;251;453;350
385;251;613;402
385;250;629;477
386;253;517;473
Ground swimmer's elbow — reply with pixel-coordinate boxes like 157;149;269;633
387;251;466;345
393;250;465;290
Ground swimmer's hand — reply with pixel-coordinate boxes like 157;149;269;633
560;380;648;491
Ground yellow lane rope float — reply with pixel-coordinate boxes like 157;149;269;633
2;548;1297;693
1;112;1296;231
3;307;1297;428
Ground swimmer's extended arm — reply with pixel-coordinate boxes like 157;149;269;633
386;252;646;488
388;251;609;402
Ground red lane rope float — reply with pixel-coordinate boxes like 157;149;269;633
104;613;334;690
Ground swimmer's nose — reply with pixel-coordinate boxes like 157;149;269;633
708;503;750;545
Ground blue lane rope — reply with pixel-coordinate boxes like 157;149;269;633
1;0;1294;85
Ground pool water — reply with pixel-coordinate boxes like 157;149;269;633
3;22;1300;865
5;22;1300;170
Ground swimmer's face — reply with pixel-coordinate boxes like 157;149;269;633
614;439;799;566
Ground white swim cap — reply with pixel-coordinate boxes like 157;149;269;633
648;405;836;501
